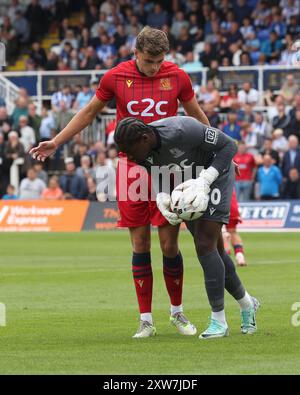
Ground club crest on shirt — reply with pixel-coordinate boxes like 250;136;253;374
160;78;172;90
126;79;133;88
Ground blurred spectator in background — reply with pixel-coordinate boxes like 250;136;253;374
146;3;168;28
257;154;282;200
73;84;93;110
251;112;272;139
33;161;48;185
28;103;41;142
41;175;63;200
220;84;238;112
51;85;73;112
282;168;300;198
26;0;46;43
18;115;36;152
75;154;96;180
13;11;30;46
223;111;242;141
260;31;282;63
282;135;300;188
259;137;280;167
59;157;87;199
289;110;300;141
0;16;18;65
272;128;289;159
203;103;221;129
238;82;259;107
243;122;264;156
182;52;202;73
272;104;291;137
19;167;46;199
197;80;220;107
39;106;56;142
11;97;29;129
2;184;18;200
234;140;256;201
279;74;300;106
86;176;97;201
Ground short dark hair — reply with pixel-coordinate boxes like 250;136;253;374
135;26;169;56
114;117;154;147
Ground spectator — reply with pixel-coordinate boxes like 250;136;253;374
272;128;289;159
59;157;87;199
19;167;46;200
289;110;300;140
171;11;189;39
8;0;25;25
181;52;202;73
289;93;300;119
220;84;239;112
234;140;256;201
282;168;300;198
146;3;168;28
18;116;36;152
28;103;41;142
13;10;30;45
239;17;255;40
238;82;259;107
257;154;282;200
4;131;25;177
203;103;221;129
39;106;56;141
86;176;98;201
279;74;300;106
279;38;298;65
233;0;253;25
282;135;300;182
51;85;73;112
53;101;74;133
199;42;216;67
197;80;220;107
259;137;280;166
45;50;59;70
260;31;282;63
33;161;48;185
269;9;286;39
96;33;116;63
251;112;272;139
281;0;299;24
75;155;96;180
10;97;29;129
176;26;193;56
272;104;292;137
80;46;100;70
206;60;221;90
107;145;118;169
223;111;242;141
73;85;93;110
25;0;46;42
95;151;116;201
286;15;300;38
243;123;264;156
41;175;63;200
225;21;244;47
2;184;18;200
0;16;18;64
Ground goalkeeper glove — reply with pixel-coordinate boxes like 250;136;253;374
180;167;219;213
156;192;182;226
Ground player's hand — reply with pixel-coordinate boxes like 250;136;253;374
29;140;58;162
156;192;182;226
180;167;219;212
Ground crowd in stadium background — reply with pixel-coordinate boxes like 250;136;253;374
0;0;300;201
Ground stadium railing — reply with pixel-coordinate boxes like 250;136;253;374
3;64;300;111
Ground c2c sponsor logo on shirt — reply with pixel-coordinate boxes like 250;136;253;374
127;99;168;116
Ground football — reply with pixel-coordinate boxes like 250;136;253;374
170;180;204;221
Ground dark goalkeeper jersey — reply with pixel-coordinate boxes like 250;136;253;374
141;116;237;177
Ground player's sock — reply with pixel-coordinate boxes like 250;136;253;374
132;252;153;315
171;304;183;316
237;291;253;311
221;252;245;300
233;244;244;255
163;252;183;309
140;313;153;325
197;250;225;313
212;310;227;326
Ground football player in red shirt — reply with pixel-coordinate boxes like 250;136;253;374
30;27;210;338
222;188;247;266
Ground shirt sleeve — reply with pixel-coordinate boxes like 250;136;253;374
179;116;238;174
95;69;115;103
177;69;195;103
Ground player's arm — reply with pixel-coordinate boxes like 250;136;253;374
30;96;107;161
179;117;237;210
181;96;210;126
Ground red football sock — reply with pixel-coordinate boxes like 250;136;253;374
234;244;244;255
163;252;183;307
132;252;153;314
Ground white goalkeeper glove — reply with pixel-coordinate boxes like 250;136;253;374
156;192;182;226
180;167;219;213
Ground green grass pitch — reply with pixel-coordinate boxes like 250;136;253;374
0;231;300;375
